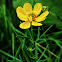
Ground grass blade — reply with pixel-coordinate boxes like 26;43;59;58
15;44;21;57
22;50;30;62
37;27;40;40
35;43;38;60
12;33;15;56
19;55;23;62
40;25;53;38
36;44;48;62
0;50;21;62
37;43;60;59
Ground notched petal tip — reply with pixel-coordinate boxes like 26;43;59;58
16;6;28;21
33;3;42;16
23;3;32;14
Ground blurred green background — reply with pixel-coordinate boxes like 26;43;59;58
0;0;62;62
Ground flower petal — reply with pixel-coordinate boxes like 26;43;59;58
19;21;31;29
16;6;28;21
32;21;43;26
35;11;49;22
33;3;42;16
23;3;32;15
28;16;32;22
35;17;46;22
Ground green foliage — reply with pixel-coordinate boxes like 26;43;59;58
13;0;30;8
0;0;62;62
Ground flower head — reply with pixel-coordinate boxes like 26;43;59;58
16;3;49;29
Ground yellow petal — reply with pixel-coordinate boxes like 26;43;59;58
16;6;28;21
19;21;31;29
33;3;42;16
28;16;32;22
35;17;46;22
35;11;49;22
32;21;43;26
23;3;32;15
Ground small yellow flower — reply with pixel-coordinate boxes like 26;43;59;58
16;3;49;29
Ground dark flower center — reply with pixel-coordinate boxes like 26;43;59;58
28;14;37;21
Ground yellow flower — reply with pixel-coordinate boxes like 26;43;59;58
16;3;49;29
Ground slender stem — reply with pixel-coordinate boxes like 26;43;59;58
36;43;60;59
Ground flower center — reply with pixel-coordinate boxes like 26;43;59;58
28;14;37;21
